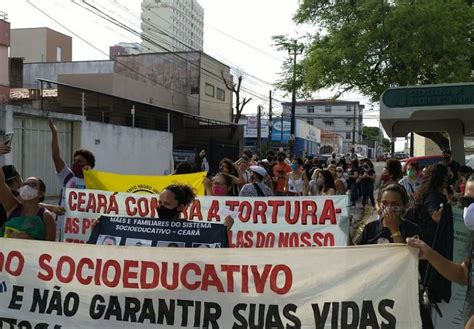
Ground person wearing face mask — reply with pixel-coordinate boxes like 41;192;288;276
272;152;292;196
410;163;454;311
399;162;421;199
49;118;96;239
158;184;196;220
407;174;474;328
334;166;347;195
316;170;336;196
359;184;421;245
0;167;56;241
285;157;309;196
204;173;234;197
309;168;322;195
239;166;273;197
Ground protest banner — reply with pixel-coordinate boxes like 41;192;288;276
435;206;470;329
83;169;206;195
63;189;349;247
88;216;228;248
0;239;421;328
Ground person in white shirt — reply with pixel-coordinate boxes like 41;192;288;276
49;118;96;239
399;162;421;199
239;166;273;197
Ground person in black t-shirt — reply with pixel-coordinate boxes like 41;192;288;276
359;158;376;208
441;149;461;196
347;159;360;206
359;184;421;245
411;163;453;305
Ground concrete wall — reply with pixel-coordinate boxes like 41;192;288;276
11;28;71;63
0;19;10;103
80;121;173;175
23;61;114;88
45;28;72;62
414;133;442;156
199;54;233;122
11;28;47;63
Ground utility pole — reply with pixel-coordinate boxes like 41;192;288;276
352;104;356;147
257;105;263;158
268;90;273;151
289;39;302;159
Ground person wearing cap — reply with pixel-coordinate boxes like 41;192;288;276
239;165;273;197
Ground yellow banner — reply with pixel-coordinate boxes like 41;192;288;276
83;169;206;195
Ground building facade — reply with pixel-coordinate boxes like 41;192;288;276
141;0;204;52
10;27;72;63
21;51;232;123
109;42;143;59
282;100;364;153
0;14;10;103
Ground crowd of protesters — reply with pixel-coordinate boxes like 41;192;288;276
2;121;474;327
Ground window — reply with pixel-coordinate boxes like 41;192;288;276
205;83;215;97
346;105;352;112
216;88;225;101
346;120;352;126
323;120;334;126
307;105;314;113
325;105;332;113
307;119;314;125
346;132;352;139
56;47;62;62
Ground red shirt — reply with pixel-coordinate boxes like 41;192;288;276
273;162;291;192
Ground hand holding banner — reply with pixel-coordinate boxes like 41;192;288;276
0;239;422;328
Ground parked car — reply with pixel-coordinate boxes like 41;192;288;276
401;155;443;172
466;154;474;168
394;152;409;160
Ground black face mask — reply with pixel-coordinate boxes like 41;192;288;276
444;156;451;162
157;205;180;219
277;157;285;162
460;196;474;208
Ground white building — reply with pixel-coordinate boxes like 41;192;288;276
141;0;204;52
282;100;364;153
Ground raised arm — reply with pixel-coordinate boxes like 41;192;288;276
407;237;468;286
48;118;65;173
0;165;20;215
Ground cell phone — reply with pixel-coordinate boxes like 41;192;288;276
2;132;13;146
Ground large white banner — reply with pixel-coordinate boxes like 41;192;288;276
62;189;350;247
0;239;421;328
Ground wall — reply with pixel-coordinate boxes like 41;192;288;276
199;54;233;122
80;121;173;175
414;133;442;156
0;19;10;103
10;29;47;63
23;61;114;88
45;28;72;62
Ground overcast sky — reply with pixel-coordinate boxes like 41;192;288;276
3;0;399;146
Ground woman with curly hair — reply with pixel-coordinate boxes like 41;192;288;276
411;163;453;309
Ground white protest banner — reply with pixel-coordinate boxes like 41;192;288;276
62;189;349;247
0;239;421;328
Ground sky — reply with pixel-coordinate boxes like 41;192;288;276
2;0;402;148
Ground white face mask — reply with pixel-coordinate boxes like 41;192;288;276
463;204;474;231
19;185;39;201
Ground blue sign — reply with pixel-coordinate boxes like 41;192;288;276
272;117;291;142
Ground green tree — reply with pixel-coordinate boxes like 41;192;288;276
294;0;474;101
272;35;312;99
362;126;390;148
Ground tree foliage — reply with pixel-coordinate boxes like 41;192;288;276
294;0;474;101
362;126;390;147
272;35;312;99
